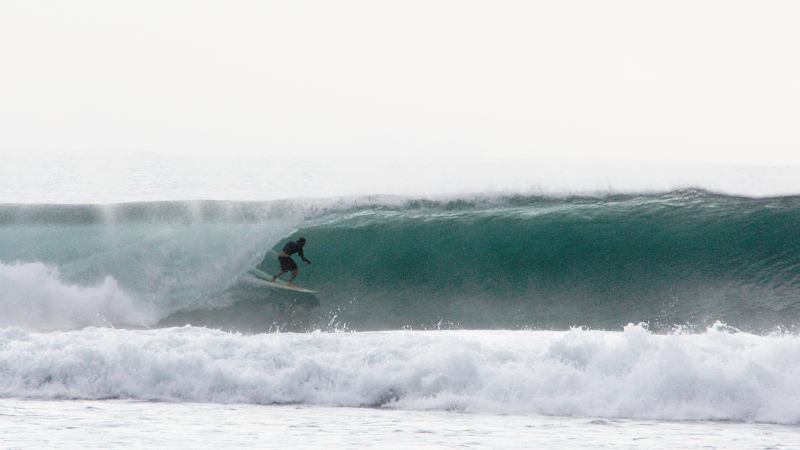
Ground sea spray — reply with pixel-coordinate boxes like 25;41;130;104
0;262;158;330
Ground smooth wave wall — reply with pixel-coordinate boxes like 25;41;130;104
282;191;800;333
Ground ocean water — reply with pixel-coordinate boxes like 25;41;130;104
2;151;800;448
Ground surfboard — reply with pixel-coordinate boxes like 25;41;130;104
248;269;318;293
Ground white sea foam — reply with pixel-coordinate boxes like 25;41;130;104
0;262;159;331
2;324;799;423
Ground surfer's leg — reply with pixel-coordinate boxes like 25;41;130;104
280;256;300;284
287;268;299;286
278;256;298;281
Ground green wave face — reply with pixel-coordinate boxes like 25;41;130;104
270;192;800;332
3;191;800;333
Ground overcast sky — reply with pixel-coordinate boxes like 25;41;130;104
1;1;799;166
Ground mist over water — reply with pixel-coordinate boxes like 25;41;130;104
4;152;800;203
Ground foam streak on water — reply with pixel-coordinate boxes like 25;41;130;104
2;399;797;450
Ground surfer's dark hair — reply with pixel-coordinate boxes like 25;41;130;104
298;237;306;243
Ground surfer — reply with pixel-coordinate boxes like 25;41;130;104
272;237;311;286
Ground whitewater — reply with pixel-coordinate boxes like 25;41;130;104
2;152;800;448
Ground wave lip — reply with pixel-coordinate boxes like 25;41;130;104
1;324;799;423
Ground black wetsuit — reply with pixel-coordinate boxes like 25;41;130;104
278;241;305;271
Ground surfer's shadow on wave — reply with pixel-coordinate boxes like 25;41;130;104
154;278;320;333
230;278;320;314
